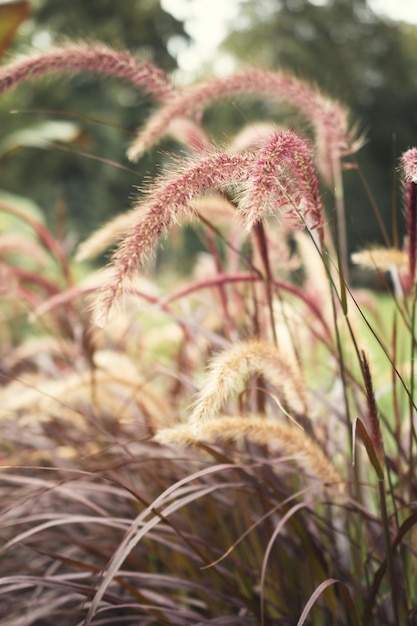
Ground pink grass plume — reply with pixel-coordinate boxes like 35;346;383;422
401;148;417;284
0;42;172;99
239;130;324;244
96;149;254;324
127;69;359;187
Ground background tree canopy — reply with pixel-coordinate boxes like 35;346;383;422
222;0;417;254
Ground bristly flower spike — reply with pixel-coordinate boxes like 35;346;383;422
155;416;344;494
188;339;309;435
401;147;417;285
97;149;254;323
360;350;385;466
0;42;171;99
238;130;324;246
127;69;359;187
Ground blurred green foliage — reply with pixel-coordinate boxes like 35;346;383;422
0;0;188;242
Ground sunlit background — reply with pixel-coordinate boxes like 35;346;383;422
162;0;417;78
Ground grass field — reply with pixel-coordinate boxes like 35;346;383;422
0;42;416;625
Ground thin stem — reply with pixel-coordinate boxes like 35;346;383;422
332;152;349;284
253;222;278;346
409;286;417;496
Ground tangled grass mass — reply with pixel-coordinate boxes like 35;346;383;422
0;42;416;625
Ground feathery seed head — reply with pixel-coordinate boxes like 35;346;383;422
238;130;324;240
401;147;417;183
401;148;417;283
127;68;357;174
0;42;171;99
156;415;344;495
189;340;309;436
351;247;408;274
360;350;384;465
97;150;254;323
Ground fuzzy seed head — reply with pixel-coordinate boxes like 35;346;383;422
238;130;324;239
0;42;171;99
97;150;254;322
189;340;309;435
156;415;344;494
351;247;408;274
401;148;417;183
127;68;357;175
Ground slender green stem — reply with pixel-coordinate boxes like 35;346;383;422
332;153;349;284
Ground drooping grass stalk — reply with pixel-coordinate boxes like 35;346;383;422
97;150;255;324
127;68;360;186
0;42;171;99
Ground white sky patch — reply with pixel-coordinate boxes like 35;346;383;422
369;0;417;23
162;0;241;81
163;0;417;81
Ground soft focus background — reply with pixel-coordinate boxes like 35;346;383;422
1;0;417;266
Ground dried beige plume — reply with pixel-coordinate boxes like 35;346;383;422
155;415;344;493
188;340;309;435
351;247;408;274
0;350;172;428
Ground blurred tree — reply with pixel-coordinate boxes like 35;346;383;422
0;0;188;240
29;0;184;70
222;0;417;255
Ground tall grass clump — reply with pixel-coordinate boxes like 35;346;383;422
0;41;416;625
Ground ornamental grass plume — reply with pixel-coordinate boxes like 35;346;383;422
238;129;324;242
96;150;254;323
0;41;171;99
76;193;237;262
97;130;326;322
360;350;385;466
351;247;408;274
126;68;359;187
155;415;343;493
188;339;309;435
401;147;417;285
